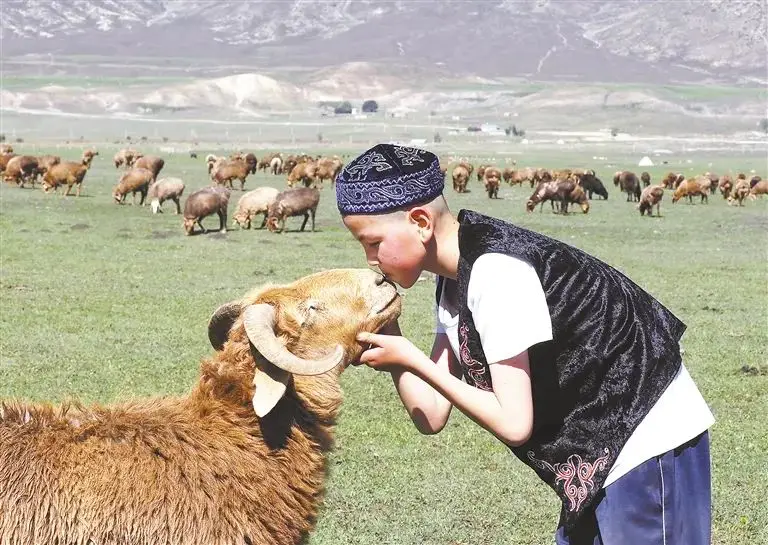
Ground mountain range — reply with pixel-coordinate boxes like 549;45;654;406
2;0;767;84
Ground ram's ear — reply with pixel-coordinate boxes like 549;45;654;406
252;364;291;417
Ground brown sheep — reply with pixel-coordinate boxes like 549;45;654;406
452;165;470;193
287;161;318;188
3;155;40;188
458;161;474;178
315;156;343;188
640;171;651;187
133;155;165;182
660;172;684;189
0;144;13;154
282;155;300;178
232;187;280;229
728;179;750;206
718;175;734;199
42;150;98;197
483;167;502;199
564;184;590;214
613;170;641;202
113;148;139;168
37;154;61;176
638;185;665;217
148;177;186;214
504;167;537;187
749;179;767;199
0;152;16;174
672;178;708;204
183;186;231;235
703;172;719;194
476;164;488;182
0;268;401;545
266;187;320;233
526;179;587;214
113;167;154;205
214;158;256;191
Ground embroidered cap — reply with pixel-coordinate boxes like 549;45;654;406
335;143;444;215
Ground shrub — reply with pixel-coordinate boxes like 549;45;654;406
334;101;353;115
362;100;378;113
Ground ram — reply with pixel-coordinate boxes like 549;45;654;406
0;269;401;545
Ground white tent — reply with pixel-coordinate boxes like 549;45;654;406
638;156;654;167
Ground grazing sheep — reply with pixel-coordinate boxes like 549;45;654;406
672;178;708;204
233;187;280;229
640;171;651;187
452;165;470;193
718;175;734;199
660;172;684;189
703;172;719;194
476;164;488;183
189;151;198;159
503;167;537;187
0;144;13;154
0;152;16;174
0;268;401;545
483;167;501;199
113;167;154;205
526;179;588;214
571;169;608;200
149;177;185;214
270;155;284;175
287;161;318;189
266;188;320;233
213;158;256;191
638;185;665;217
749;175;762;189
728;179;750;206
133;155;165;182
3;155;40;187
113;148;139;169
749;179;767;199
613;170;641;202
42;149;98;197
183;186;230;235
36;154;61;175
314;156;343;188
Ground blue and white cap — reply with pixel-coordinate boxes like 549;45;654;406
335;144;444;215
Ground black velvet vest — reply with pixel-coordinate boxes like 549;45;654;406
438;210;686;529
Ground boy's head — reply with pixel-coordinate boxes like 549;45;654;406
336;144;451;288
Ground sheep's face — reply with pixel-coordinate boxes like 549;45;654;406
253;269;401;364
183;218;196;235
208;269;401;416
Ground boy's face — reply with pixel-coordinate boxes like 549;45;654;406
343;212;427;289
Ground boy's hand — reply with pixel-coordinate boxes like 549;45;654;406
356;330;422;372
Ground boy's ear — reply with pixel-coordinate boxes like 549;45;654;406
407;206;434;240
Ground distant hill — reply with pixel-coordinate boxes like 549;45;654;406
2;0;766;84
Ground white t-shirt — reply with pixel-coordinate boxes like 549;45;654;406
435;252;714;487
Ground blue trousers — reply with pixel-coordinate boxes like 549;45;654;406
555;432;711;545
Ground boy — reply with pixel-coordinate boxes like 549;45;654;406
336;144;714;544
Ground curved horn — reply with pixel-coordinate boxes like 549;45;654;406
208;301;243;350
243;304;344;376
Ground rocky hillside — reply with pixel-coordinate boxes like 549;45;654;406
1;0;766;84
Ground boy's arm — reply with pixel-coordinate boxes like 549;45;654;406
390;330;460;435
359;330;535;447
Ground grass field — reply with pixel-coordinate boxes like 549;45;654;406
1;145;766;544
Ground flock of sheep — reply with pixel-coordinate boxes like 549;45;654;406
2;143;765;235
445;160;767;217
0;144;339;236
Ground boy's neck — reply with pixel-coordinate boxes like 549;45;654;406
426;215;460;280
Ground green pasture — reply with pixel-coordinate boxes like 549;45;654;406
0;145;766;544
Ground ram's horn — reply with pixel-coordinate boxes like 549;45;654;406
243;304;344;375
208;301;243;351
